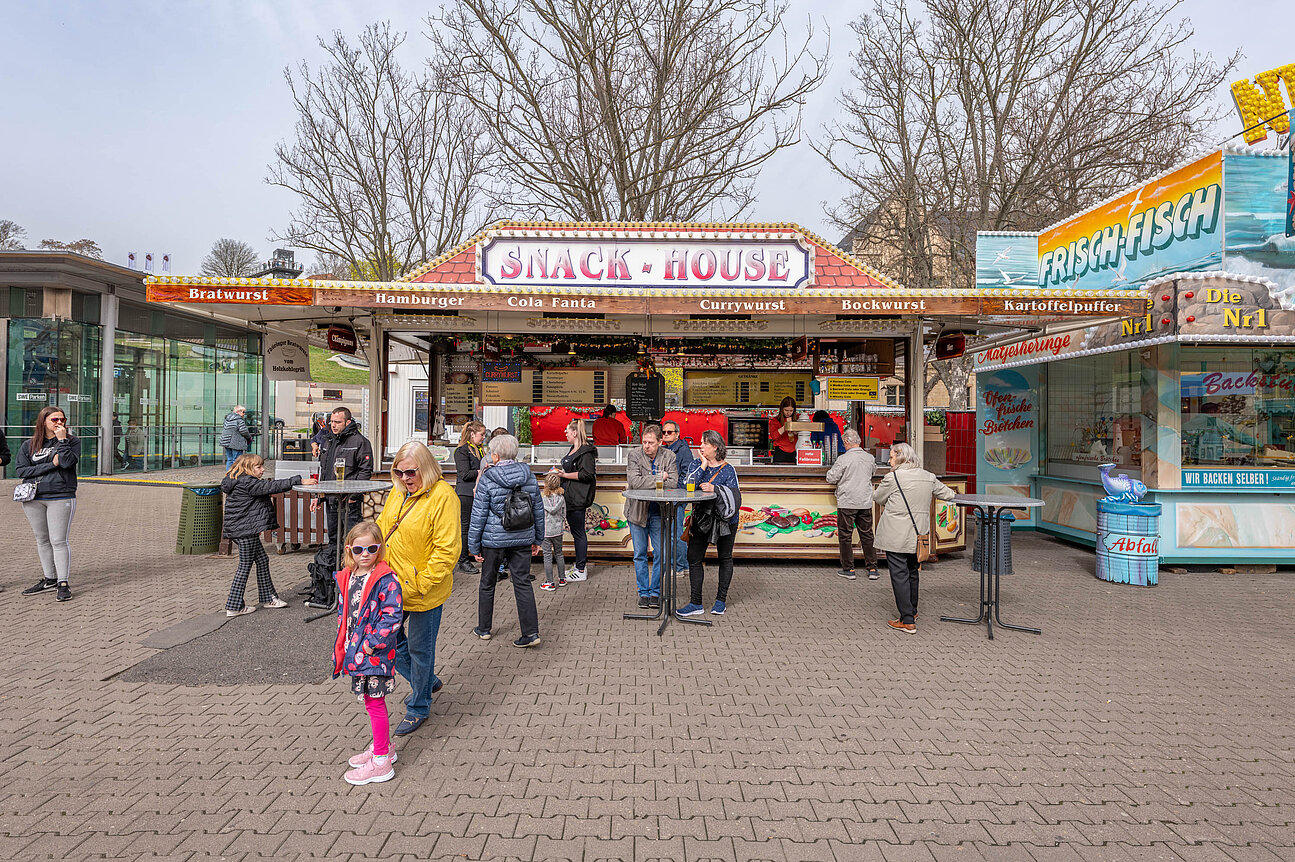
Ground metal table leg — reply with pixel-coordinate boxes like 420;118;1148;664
990;509;1040;635
942;504;992;630
305;495;345;623
625;506;668;623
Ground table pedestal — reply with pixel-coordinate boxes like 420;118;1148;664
305;498;353;623
623;503;712;635
940;504;1040;640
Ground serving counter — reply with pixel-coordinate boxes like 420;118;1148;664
432;446;967;560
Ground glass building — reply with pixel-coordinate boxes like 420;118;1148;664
2;252;264;476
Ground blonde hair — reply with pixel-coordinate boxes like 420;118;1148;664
342;521;385;572
567;418;587;448
390;440;443;489
542;471;564;496
457;421;487;448
226;452;265;479
890;442;918;467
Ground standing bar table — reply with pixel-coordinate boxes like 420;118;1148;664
941;494;1044;640
296;480;392;622
621;488;715;636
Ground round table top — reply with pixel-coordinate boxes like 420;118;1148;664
295;480;393;495
952;493;1044;509
622;488;717;503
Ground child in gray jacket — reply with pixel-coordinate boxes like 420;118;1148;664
539;472;567;591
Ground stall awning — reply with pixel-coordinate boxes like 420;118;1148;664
147;221;1148;319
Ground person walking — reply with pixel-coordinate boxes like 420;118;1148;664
17;407;80;602
124;419;146;470
306;407;374;609
219;405;252;468
554;418;596;581
468;434;544;647
873;442;957;634
309;414;330;460
332;521;402;786
661;420;695;580
453;421;487;575
625;424;677;609
221;453;317;616
678;429;740;618
537;472;567;592
826;428;879;581
376;441;460;737
767;396;799;464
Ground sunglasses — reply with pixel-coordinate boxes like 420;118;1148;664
49;417;67;424
393;468;419;479
350;544;381;555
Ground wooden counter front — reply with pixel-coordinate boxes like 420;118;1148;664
439;462;967;560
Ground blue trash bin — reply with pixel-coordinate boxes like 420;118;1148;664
1095;499;1161;586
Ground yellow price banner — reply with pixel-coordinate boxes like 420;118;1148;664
825;376;880;401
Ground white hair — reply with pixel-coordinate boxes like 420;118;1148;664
890;442;918;467
488;434;519;460
842;429;861;446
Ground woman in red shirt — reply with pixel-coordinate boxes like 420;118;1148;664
768;396;798;464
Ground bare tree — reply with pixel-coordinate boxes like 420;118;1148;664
268;23;493;282
0;219;26;250
431;0;826;222
200;238;260;277
820;0;1237;292
38;238;103;258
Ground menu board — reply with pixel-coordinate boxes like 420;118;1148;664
444;383;475;414
625;373;664;421
684;371;812;407
481;364;605;405
825;376;880;401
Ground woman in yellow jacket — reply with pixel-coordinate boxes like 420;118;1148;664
377;441;461;736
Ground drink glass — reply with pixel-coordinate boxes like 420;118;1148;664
334;463;345;482
686;480;696;493
655;475;664;493
309;471;319;482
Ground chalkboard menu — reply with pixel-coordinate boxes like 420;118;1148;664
625;373;664;421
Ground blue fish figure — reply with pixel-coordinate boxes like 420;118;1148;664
1099;463;1147;502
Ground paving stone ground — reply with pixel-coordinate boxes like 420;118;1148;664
1;480;1292;862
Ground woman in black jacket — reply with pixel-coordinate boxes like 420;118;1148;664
221;453;316;616
18;407;81;602
551;419;597;580
453;421;487;574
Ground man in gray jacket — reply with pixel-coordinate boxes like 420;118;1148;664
826;429;878;580
624;424;677;609
219;406;252;468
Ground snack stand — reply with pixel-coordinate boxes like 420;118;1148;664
146;220;1145;560
971;146;1295;566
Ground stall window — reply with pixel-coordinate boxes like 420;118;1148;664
1046;351;1140;473
1180;347;1295;468
413;388;429;434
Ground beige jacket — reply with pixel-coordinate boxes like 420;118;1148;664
623;446;677;526
873;465;956;554
825;446;877;509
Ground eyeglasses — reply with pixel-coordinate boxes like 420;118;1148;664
663;429;677;435
350;544;380;555
49;417;67;424
393;468;419;479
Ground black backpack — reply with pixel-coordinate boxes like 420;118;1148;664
502;486;534;532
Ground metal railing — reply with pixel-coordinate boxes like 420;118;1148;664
2;424;293;477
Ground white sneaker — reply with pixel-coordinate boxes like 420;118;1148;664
565;568;587;582
263;597;288;609
226;605;256;617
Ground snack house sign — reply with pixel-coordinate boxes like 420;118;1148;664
478;235;813;290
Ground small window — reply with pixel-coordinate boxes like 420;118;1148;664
414;388;429;434
322;388;343;401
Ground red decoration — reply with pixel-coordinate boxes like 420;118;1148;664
1161;294;1170;301
1186;315;1195;323
1184;291;1194;299
1161;316;1171;325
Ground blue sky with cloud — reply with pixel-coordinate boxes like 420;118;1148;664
0;0;1288;274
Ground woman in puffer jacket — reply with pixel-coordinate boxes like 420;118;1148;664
220;453;316;616
468;434;544;648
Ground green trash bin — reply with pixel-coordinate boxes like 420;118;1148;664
177;482;224;555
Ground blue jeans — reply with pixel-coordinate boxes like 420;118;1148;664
629;511;664;597
224;447;241;467
394;605;444;720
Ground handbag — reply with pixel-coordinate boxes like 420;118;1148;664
13;482;37;503
680;513;692;543
893;471;931;563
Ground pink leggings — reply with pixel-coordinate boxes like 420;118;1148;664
365;695;389;757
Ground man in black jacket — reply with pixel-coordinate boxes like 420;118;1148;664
305;407;375;608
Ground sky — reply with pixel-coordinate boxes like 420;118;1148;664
0;0;1290;275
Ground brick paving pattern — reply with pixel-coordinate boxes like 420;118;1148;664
2;481;1292;861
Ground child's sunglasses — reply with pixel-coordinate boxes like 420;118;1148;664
350;544;381;555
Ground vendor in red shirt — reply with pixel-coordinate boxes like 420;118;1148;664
592;405;629;446
767;396;799;464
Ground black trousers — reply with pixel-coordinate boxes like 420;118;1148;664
457;494;473;563
687;529;736;605
836;508;876;570
566;507;588;571
771;448;796;464
886;552;920;624
479;545;539;638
